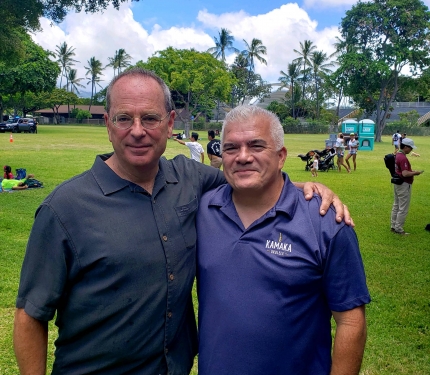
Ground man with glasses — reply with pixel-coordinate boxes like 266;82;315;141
13;68;351;375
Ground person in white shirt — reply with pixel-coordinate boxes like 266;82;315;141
174;132;205;163
392;130;401;153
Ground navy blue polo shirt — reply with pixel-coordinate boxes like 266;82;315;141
16;153;225;375
196;173;370;375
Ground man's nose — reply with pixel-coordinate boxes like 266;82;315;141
236;146;252;162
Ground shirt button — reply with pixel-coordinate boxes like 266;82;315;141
167;312;172;318
165;348;168;354
162;235;168;241
169;274;174;281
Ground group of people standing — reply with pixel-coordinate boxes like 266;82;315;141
335;132;358;173
174;130;222;169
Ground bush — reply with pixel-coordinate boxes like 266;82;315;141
76;110;92;121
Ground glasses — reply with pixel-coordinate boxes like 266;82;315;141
111;113;170;130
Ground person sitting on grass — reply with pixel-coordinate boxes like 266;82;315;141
3;165;14;179
1;174;35;190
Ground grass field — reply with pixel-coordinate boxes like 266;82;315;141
1;125;429;374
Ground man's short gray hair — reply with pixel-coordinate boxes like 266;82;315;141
222;105;284;151
105;67;172;114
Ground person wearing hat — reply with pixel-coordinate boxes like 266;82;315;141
390;138;424;235
346;133;358;171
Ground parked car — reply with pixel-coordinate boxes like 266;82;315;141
0;118;37;133
17;118;37;133
0;119;18;133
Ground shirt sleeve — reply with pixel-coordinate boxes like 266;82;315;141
323;226;371;312
16;204;70;321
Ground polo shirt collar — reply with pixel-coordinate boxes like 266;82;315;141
208;172;298;220
92;154;179;196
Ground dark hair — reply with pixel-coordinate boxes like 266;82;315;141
208;130;215;138
191;132;199;141
3;165;12;179
105;67;172;114
400;143;407;150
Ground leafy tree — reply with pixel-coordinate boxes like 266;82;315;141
85;57;104;110
0;34;60;119
55;42;79;89
207;28;239;62
398;110;420;126
230;53;271;107
241;39;267;71
338;0;430;141
75;109;93;121
137;48;235;135
266;101;290;122
0;0;141;65
38;88;79;124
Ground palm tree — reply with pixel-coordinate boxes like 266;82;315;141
293;40;316;100
106;49;132;76
309;50;334;118
116;49;132;74
242;38;267;71
66;69;85;94
55;42;79;89
85;57;104;110
278;62;301;119
207;28;239;62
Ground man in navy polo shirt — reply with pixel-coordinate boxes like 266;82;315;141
196;105;370;375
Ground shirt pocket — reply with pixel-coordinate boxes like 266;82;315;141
175;197;198;248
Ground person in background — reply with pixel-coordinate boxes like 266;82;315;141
392;130;401;153
3;165;14;179
196;105;370;375
174;132;205;163
346;133;358;171
401;133;420;157
311;154;319;177
336;133;350;173
207;130;222;169
390;137;424;235
1;174;35;190
13;68;351;375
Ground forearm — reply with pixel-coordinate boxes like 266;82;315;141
201;153;205;163
331;307;367;375
402;170;421;177
14;308;48;375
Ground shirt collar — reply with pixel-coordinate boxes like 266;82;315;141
91;154;179;196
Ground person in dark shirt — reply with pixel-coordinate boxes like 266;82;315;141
207;130;222;169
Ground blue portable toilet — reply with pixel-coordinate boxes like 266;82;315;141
358;119;375;151
341;119;358;135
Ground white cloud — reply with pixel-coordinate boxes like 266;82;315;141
198;4;340;83
31;2;341;92
32;4;215;91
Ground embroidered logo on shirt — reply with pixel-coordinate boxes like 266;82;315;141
266;233;292;256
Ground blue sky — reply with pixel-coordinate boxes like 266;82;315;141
32;0;426;91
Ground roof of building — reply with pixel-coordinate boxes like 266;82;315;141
36;105;106;115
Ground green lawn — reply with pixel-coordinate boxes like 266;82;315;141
1;126;429;374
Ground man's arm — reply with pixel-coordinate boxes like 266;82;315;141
200;152;205;164
173;138;186;145
331;306;367;375
401;169;423;177
292;182;353;226
14;308;48;375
